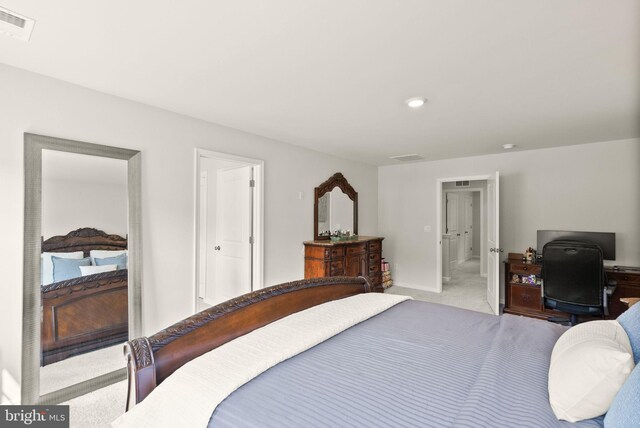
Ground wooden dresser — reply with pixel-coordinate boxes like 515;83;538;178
504;253;640;320
304;236;384;292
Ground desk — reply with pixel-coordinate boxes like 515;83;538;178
503;253;640;320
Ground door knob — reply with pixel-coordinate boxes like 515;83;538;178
214;246;221;251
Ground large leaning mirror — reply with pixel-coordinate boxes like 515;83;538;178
314;172;358;240
22;133;141;404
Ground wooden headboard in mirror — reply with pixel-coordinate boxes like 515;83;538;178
42;227;127;256
313;173;358;240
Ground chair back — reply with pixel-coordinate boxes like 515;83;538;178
542;240;604;307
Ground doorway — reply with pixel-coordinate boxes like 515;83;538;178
436;173;500;315
194;149;264;311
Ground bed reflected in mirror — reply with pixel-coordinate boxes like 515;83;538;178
23;134;141;405
39;151;129;395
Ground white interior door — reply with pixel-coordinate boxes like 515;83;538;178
486;172;500;315
446;193;458;235
197;170;208;299
464;195;473;260
213;166;253;304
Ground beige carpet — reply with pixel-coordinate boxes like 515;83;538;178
40;344;125;395
63;379;127;427
387;258;495;315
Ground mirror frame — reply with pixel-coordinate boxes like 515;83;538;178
313;172;358;240
22;133;142;404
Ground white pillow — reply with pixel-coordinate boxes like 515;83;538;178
89;250;127;265
549;320;635;422
41;251;84;285
79;264;118;276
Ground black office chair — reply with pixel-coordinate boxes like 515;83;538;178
541;240;615;326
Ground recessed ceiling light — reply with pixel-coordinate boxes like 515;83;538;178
503;144;516;150
405;97;427;108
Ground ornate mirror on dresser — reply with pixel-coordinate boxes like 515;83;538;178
314;172;358;240
22;133;141;404
306;173;384;291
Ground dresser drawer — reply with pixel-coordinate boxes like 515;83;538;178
368;262;380;274
346;244;366;256
368;252;381;263
330;260;343;270
368;241;381;253
607;271;640;286
510;263;541;276
325;247;344;259
509;284;541;311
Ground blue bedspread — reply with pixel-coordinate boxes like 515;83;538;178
209;300;603;427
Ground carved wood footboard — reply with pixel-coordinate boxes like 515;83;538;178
124;276;372;410
41;269;129;366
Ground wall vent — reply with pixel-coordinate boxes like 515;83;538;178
455;180;470;187
0;6;35;41
390;154;425;162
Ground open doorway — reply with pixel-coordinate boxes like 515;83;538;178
194;149;264;312
436;173;500;315
442;186;487;313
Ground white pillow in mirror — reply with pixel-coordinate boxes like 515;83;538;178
548;320;634;422
79;264;118;276
90;249;127;265
41;251;84;285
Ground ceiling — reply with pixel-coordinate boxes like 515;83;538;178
1;1;638;166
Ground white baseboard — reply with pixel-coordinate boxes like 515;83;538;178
390;283;440;293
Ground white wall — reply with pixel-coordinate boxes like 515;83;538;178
42;151;128;238
378;139;640;295
330;190;354;233
42;180;128;239
0;63;378;401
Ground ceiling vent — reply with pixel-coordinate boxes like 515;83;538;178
0;6;35;41
455;180;470;187
390;154;425;162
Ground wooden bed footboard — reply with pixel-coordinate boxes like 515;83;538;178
124;276;372;410
41;269;129;366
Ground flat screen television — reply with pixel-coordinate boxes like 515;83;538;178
537;230;616;261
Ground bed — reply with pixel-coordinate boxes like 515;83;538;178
116;276;637;427
40;227;128;366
